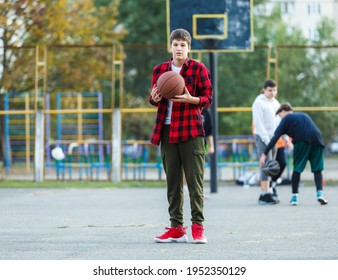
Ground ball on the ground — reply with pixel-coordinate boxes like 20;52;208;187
156;71;185;99
262;160;280;177
51;147;65;161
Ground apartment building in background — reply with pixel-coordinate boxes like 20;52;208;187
258;0;338;41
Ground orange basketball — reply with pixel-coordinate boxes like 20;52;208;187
156;71;185;99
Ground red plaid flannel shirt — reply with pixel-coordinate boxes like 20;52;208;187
149;58;213;145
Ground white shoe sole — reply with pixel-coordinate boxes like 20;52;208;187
317;198;328;205
193;238;208;244
258;201;278;205
154;234;188;243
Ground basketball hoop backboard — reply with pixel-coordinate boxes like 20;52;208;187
167;0;253;52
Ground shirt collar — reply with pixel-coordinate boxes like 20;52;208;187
170;57;190;69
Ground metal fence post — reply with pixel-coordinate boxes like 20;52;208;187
112;108;121;182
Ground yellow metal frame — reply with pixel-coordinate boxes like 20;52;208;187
112;44;124;109
35;45;47;110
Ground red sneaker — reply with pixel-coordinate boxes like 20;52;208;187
154;226;188;243
191;223;208;244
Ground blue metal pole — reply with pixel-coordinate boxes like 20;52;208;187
209;52;218;193
4;93;10;175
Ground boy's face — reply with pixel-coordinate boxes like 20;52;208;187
170;39;190;62
263;86;277;99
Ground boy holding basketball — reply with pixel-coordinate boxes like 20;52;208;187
149;28;213;244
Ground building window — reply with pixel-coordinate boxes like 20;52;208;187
286;26;294;36
281;1;294;15
308;27;319;40
308;3;321;15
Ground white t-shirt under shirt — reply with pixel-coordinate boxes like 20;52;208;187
164;65;181;125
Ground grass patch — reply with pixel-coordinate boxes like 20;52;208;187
0;180;167;189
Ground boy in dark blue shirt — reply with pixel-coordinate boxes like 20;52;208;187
260;103;328;206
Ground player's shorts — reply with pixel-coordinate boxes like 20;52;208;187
293;142;324;173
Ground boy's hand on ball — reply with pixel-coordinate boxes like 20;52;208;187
151;85;162;103
171;87;200;105
171;87;191;102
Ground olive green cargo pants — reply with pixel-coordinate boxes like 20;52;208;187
160;125;205;227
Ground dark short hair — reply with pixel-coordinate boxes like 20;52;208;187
276;103;293;115
170;29;191;47
263;79;277;88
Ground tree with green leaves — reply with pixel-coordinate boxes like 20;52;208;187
0;0;124;161
117;0;167;97
216;5;338;143
276;17;338;143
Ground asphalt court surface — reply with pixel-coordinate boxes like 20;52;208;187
0;183;337;260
